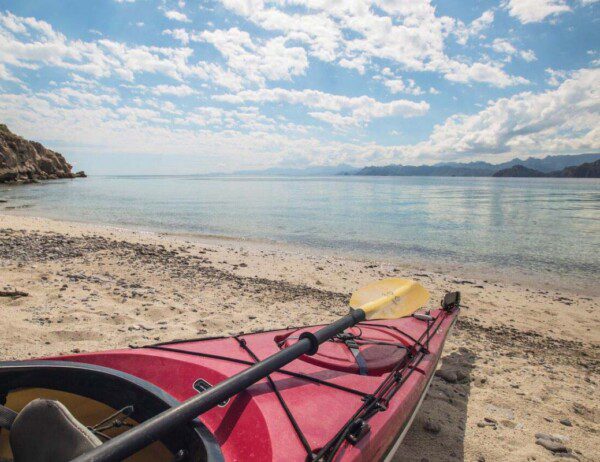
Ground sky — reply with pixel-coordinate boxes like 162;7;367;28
0;0;599;174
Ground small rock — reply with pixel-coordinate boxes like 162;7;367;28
423;419;441;434
559;418;572;427
435;368;458;383
536;437;568;453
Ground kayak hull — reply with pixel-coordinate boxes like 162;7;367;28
49;306;458;461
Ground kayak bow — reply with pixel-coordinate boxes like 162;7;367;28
72;278;432;462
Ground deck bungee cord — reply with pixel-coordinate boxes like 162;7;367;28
145;293;458;462
314;305;457;462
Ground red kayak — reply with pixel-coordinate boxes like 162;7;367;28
0;292;459;461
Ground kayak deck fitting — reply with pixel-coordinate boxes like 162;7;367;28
0;293;459;461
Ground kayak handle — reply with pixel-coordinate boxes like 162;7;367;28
71;309;366;462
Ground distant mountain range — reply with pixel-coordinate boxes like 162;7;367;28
493;159;600;178
221;153;600;178
231;164;359;176
354;153;600;177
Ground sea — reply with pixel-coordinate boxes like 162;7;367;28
1;175;599;295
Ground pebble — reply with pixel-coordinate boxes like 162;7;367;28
536;437;568;453
435;368;458;383
423;419;441;434
559;418;572;427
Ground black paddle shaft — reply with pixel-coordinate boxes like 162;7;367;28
72;309;366;462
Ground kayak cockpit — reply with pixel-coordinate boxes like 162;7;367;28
0;360;223;462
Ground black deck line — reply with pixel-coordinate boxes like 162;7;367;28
234;336;314;456
314;309;454;461
145;345;369;397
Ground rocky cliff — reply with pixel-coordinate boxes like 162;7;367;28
0;124;85;183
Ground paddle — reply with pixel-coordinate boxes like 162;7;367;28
72;278;429;462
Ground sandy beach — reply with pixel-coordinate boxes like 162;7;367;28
0;214;598;461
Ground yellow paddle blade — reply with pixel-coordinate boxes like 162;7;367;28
349;278;430;320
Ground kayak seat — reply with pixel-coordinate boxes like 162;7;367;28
9;399;101;462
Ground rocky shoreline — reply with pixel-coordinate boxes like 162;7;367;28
0;124;85;184
0;215;598;461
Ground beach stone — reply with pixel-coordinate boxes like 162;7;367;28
536;437;568;453
435;368;458;383
423;419;441;434
477;421;496;428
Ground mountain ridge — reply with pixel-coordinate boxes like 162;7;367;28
354;153;600;177
493;159;600;178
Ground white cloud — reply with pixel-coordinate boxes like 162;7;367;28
443;61;529;87
0;91;345;170
491;39;518;55
148;84;197;96
383;77;425;96
163;28;190;45
545;67;569;86
520;49;537;62
470;10;496;35
338;56;368;74
214;88;429;125
40;87;120;106
196;28;308;86
0;11;240;90
0;63;22;83
503;0;571;24
489;38;537;62
398;67;600;161
307;111;359;127
454;10;495;45
218;1;526;88
164;10;191;23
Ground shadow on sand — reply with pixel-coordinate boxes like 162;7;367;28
392;347;477;462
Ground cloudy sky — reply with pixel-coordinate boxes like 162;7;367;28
0;0;598;173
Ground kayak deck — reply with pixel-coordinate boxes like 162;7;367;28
56;306;458;461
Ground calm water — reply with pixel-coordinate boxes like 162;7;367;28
1;176;599;293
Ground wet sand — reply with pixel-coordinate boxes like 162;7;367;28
0;214;598;461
